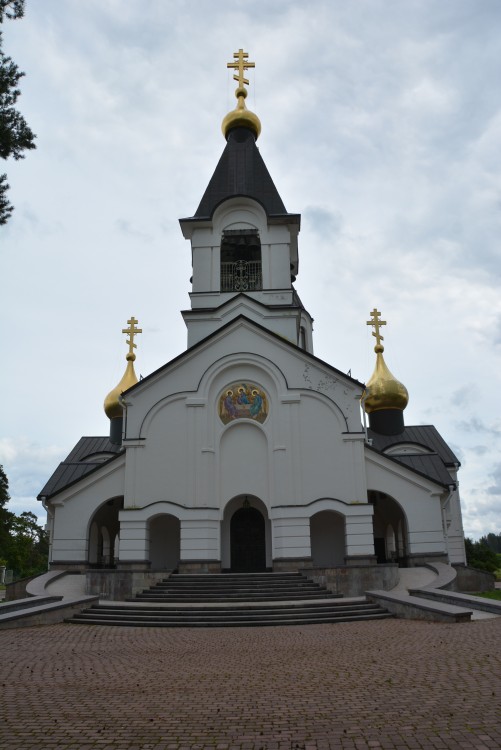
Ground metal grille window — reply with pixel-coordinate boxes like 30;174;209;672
221;259;262;291
220;229;262;292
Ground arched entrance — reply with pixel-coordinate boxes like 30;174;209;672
369;490;408;564
87;496;123;567
230;505;266;572
221;495;271;571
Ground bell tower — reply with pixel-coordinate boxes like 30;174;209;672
179;50;313;353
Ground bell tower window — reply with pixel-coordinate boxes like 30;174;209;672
220;229;262;292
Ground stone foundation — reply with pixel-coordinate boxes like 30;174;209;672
449;564;495;592
345;555;377;566
50;562;89;572
178;560;222;574
303;564;399;597
86;569;167;600
117;560;151;572
273;557;313;572
5;575;38;602
405;553;449;567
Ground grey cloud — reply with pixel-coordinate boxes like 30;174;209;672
470;445;489;456
493;316;501;347
457;417;501;437
115;219;150;241
450;385;474;407
487;463;501;496
303;206;343;239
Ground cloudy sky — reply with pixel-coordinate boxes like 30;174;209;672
2;0;501;540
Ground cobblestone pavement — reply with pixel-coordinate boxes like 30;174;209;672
1;619;501;750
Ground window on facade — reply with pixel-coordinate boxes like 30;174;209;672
220;229;262;292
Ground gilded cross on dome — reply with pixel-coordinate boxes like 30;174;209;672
367;308;386;349
122;316;142;360
227;49;255;91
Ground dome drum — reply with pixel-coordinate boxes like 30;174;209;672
368;408;405;437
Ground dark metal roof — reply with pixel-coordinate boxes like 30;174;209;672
188;127;294;220
391;454;456;488
368;425;460;466
367;425;459;489
38;437;122;500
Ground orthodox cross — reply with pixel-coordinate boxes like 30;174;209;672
122;316;142;358
227;49;255;90
367;308;386;347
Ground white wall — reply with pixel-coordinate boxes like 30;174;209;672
49;458;125;564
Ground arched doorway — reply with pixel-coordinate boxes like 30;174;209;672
87;496;123;567
230;505;266;572
310;510;345;567
369;490;408;564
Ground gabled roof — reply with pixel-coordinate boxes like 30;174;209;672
367;425;459;489
183;127;297;221
125;312;365;396
368;425;460;467
38;437;122;500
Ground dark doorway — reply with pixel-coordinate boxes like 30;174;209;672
374;537;386;564
230;506;266;572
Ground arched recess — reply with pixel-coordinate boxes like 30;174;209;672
310;510;346;567
221;495;271;572
219;421;269;506
87;496;123;567
149;514;180;570
368;490;408;564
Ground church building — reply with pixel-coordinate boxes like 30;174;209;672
38;51;466;593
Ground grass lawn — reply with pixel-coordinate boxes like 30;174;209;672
471;589;501;601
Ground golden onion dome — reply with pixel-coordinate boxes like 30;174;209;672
222;49;261;141
103;355;138;419
104;316;142;420
222;87;262;140
363;344;409;414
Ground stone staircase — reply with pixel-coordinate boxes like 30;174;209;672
68;572;394;627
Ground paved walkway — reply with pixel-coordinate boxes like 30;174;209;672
1;619;500;750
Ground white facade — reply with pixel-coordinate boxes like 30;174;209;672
41;120;466;576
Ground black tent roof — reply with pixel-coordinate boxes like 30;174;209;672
186;127;297;221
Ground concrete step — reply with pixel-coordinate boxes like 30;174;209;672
84;602;379;616
130;593;340;602
68;605;394;628
135;584;335;593
132;571;339;604
65;572;394;628
151;579;321;589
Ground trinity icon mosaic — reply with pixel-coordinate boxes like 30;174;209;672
219;382;268;424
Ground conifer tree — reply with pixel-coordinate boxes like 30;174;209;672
0;0;36;225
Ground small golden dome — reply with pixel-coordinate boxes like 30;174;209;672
222;89;262;140
104;316;142;420
103;355;138;420
363;346;409;414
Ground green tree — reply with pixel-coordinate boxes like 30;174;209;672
0;463;15;562
0;464;48;579
8;510;49;577
479;532;501;554
465;537;499;574
0;0;36;225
